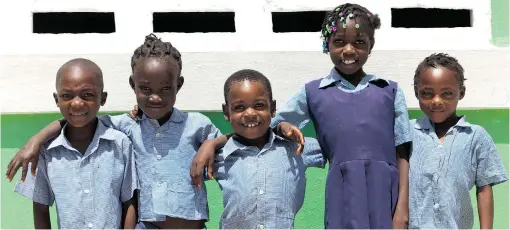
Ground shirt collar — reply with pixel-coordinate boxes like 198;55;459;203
414;115;471;130
222;130;287;159
47;119;116;151
140;107;185;125
319;67;377;89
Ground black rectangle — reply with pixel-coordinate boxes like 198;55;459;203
153;12;236;33
33;12;115;34
391;8;472;28
272;11;327;32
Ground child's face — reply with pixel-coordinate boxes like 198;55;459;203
223;80;276;141
415;67;465;124
328;18;372;75
130;58;183;120
53;66;106;128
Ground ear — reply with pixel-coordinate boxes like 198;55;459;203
100;92;108;106
369;38;375;54
222;103;230;121
459;86;466;100
129;76;135;91
53;93;59;107
270;100;276;118
177;76;184;92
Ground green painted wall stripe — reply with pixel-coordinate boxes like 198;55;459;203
492;0;509;46
2;109;508;148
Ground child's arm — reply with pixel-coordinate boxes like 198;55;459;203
473;127;508;228
5;120;63;182
33;202;51;229
392;88;412;228
270;87;311;130
477;185;494;229
120;137;139;229
301;137;327;169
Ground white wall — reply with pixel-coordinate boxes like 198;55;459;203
0;0;508;113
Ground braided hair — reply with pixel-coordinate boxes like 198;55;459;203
223;69;273;104
131;33;182;73
320;3;381;53
414;53;466;89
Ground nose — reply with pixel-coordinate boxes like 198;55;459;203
149;94;162;103
71;96;85;108
244;107;257;117
431;95;444;108
343;44;355;55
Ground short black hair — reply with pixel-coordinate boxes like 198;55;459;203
320;3;381;53
223;69;273;104
56;58;104;91
131;33;182;74
414;53;466;88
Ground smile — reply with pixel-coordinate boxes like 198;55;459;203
341;59;357;65
70;112;87;116
241;122;262;128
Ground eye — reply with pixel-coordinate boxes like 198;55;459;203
61;93;71;99
162;86;172;90
255;103;265;108
139;86;150;91
442;91;453;97
356;40;365;44
334;39;344;43
84;93;94;97
233;105;245;111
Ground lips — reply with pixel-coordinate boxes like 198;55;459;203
341;59;358;65
70;112;87;116
241;122;262;128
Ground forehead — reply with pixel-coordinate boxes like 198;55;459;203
228;80;269;99
332;18;372;38
133;57;180;81
419;67;459;86
57;66;102;90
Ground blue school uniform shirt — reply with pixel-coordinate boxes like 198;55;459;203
14;120;138;229
214;132;325;229
270;68;412;146
409;116;508;229
100;108;221;221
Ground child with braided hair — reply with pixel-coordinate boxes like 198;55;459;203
191;3;412;229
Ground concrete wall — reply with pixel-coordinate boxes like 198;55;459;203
0;0;509;113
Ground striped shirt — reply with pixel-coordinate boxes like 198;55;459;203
215;133;325;229
15;120;138;229
100;108;221;221
270;67;412;146
409;116;508;228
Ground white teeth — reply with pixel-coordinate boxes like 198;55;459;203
342;60;356;64
71;113;86;116
243;123;260;128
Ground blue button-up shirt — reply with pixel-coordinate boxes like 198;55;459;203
15;120;138;229
409;116;508;229
214;132;325;229
271;68;412;146
100;108;221;221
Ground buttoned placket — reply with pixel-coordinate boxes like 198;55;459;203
78;148;95;229
152;122;168;190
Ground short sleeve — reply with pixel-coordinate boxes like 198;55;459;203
301;137;326;168
14;153;55;206
98;114;136;136
271;87;311;130
120;137;139;202
474;127;508;187
195;114;222;144
394;87;412;146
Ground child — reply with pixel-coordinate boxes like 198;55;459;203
191;3;412;229
6;34;304;229
14;58;138;229
214;69;325;229
408;53;508;229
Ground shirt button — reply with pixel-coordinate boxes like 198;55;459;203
88;223;93;228
84;189;90;194
156;155;162;160
433;174;438;179
156;132;162;137
437;145;443;149
433;203;439;209
259;189;264;195
258;224;264;229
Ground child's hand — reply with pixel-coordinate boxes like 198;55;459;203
277;122;305;155
128;105;139;120
190;140;216;188
392;206;409;229
5;139;41;182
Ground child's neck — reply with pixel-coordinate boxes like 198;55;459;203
64;118;98;154
433;113;460;140
235;129;271;150
156;108;173;126
335;67;366;87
